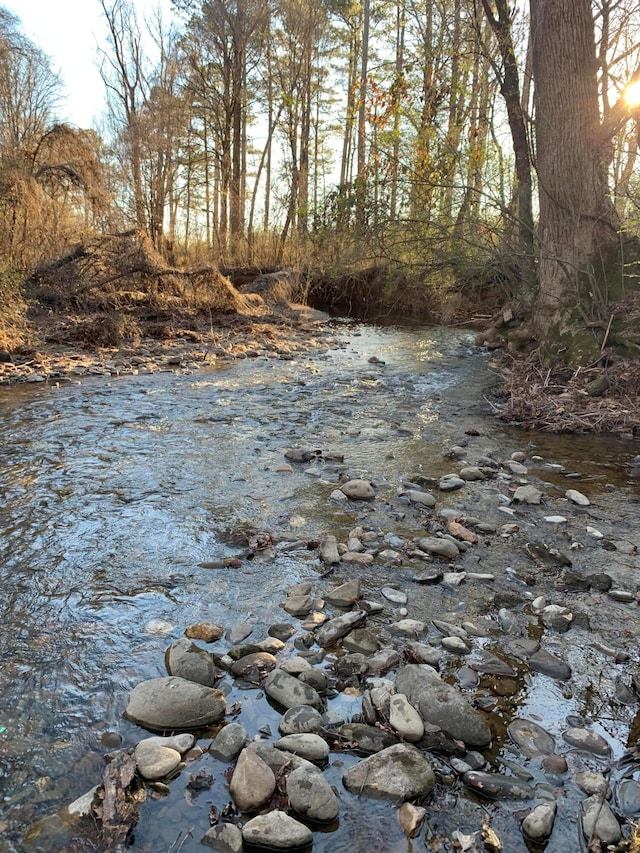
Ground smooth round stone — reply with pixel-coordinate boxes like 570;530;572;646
562;727;611;756
283;595;313;616
202;822;243;852
389;619;427;637
340;479;375;500
275;734;329;764
581;795;621;844
566;489;590;506
514;485;542;504
405;489;437;507
287;764;339;823
316;611;366;647
468;650;515;677
185;622;224;642
279;705;323;735
343;743;435;800
406;641;442;665
608;589;636;603
522;802;556;841
389;694;424;742
456;667;480;689
142;733;194;753
134;741;181;780
381;587;408;605
542;754;567;774
528;649;572;681
575;771;611;797
441;636;469;654
339;723;399;754
459;467;486;481
616;779;640;815
166;638;218;687
281;657;313;676
124;677;226;731
231;652;278;680
508;719;556;759
439;475;465;491
229;748;276;811
264;669;323;710
209;722;247;762
417;537;459;559
242;811;313;849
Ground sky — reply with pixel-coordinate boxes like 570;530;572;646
2;0;176;128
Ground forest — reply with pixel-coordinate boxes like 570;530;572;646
1;0;640;386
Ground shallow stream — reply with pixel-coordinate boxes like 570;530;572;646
1;320;639;852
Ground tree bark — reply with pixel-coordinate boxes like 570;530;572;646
530;0;620;342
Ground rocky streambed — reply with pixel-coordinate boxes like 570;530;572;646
1;321;639;853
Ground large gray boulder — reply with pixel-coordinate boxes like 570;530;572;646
395;664;491;747
124;676;226;731
288;764;339;822
242;811;313;849
343;743;435;801
166;638;218;686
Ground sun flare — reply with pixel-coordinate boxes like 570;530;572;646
625;80;640;108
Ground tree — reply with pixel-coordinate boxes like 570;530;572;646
529;0;636;352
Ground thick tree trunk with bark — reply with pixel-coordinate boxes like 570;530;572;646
530;0;620;348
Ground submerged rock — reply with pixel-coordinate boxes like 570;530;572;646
343;743;435;801
124;676;226;731
242;811;313;849
287;764;339;823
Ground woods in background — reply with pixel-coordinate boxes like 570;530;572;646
0;0;639;356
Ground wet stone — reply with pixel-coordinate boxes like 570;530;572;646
468;650;516;677
341;479;376;500
616;779;640;815
231;652;278;680
406;641;442;666
263;669;323;710
367;648;401;674
325;579;361;607
566;488;590;506
562;727;611;756
342;743;435;801
441;636;469;654
522;802;557;841
463;770;534;800
202;822;244;852
316;610;366;647
229;748;276;811
342;628;379;655
581;794;621;845
268;623;296;641
319;534;341;564
508;719;556;758
124;676;226;731
381;586;408;605
134;741;181;781
283;595;313;616
417;536;459;559
242;811;313;850
287;764;339;823
397;802;426;837
279;705;323;735
209;722;247;762
166;638;218;687
389;693;424;742
185;622;224;642
528;649;572;681
275;733;329;764
576;771;611;797
339;723;399;753
405;489;437;507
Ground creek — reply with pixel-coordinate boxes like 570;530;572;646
0;319;639;852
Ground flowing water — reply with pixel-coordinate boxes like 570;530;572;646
0;320;638;852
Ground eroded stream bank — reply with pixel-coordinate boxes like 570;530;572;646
1;320;640;853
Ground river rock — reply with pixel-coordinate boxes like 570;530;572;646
522;801;557;841
264;669;323;710
202;822;244;852
566;488;590;506
528;649;572;681
439;475;465;491
283;594;313;616
389;619;427;637
242;811;313;849
381;586;408;604
406;641;442;665
319;534;340;565
405;489;436;507
341;479;375;500
185;622;224;642
124;677;226;731
316;610;366;647
342;628;379;655
417;537;459;559
325;579;361;607
468;650;515;677
562;727;611;756
230;748;276;811
576;771;611;797
441;636;469;654
367;648;401;674
616;779;640;815
389;694;424;742
275;733;329;764
231;652;278;680
395;664;491;747
432;620;467;640
287;764;339;823
514;485;543;504
459;467;486;481
227;622;253;644
343;743;435;801
166;638;218;687
134;741;182;780
397;802;426;837
581;794;621;844
508;719;555;758
463;770;533;799
339;723;399;753
209;722;247;762
247;742;321;777
279;705;323;735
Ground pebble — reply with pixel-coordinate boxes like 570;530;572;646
381;587;408;605
566;489;590;506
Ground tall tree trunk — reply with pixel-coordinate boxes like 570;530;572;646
530;0;620;343
355;0;370;230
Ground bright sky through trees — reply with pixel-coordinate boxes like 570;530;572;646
1;0;175;127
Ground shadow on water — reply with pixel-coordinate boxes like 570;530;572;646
0;319;638;851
